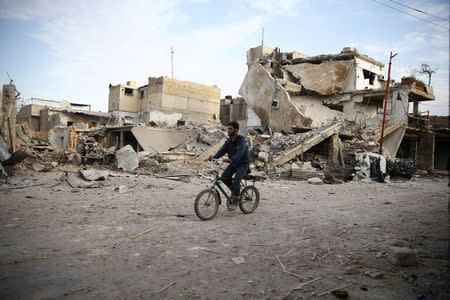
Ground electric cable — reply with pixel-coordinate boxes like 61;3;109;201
371;0;449;30
386;0;449;22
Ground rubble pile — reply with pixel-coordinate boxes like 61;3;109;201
387;159;418;179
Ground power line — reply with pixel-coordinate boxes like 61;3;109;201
372;0;449;30
387;0;449;22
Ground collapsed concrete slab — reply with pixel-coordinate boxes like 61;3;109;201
273;122;342;165
116;145;139;171
239;63;312;133
131;127;189;155
285;60;352;95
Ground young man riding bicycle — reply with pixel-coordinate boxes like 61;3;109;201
211;121;250;211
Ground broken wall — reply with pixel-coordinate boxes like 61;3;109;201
16;104;44;131
355;57;385;91
147;76;221;123
239;63;312;132
246;45;275;65
285;60;353;95
108;82;139;115
1;84;17;152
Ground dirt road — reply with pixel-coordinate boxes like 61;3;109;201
0;169;448;299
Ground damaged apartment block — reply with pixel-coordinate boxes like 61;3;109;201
235;45;437;180
108;77;221;125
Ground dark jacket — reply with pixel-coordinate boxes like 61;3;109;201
213;135;250;166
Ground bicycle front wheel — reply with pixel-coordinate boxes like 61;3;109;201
194;189;220;221
239;186;260;214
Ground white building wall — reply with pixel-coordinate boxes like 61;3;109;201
355;58;385;91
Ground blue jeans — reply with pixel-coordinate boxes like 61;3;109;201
220;163;249;198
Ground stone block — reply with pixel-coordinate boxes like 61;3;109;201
258;151;269;163
389;247;417;266
307;177;324;185
116;145;139;171
291;161;317;180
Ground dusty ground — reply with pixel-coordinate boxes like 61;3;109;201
0;166;449;299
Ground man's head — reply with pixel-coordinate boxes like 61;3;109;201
227;121;239;137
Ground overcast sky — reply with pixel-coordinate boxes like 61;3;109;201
0;0;448;115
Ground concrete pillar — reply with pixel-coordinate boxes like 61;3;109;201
119;131;124;149
417;132;435;173
413;101;419;115
328;134;340;164
1;84;17;152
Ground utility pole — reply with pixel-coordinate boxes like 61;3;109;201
379;51;398;155
171;46;174;79
261;28;264;59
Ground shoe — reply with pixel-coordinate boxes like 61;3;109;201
227;197;238;211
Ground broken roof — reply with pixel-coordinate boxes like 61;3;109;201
288;48;384;68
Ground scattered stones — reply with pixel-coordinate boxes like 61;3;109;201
80;169;109;181
291;161;318;180
231;257;245;264
364;270;384;279
389;247;418;266
344;265;360;275
32;162;46;172
258;151;269;163
307;177;324;185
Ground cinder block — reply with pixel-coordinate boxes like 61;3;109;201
389;247;417;266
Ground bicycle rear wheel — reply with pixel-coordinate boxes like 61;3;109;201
194;189;220;220
239;186;260;214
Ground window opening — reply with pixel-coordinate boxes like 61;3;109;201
124;88;133;96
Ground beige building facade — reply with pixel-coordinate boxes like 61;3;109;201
109;77;221;124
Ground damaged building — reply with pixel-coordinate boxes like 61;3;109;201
1;44;445;182
17;98;114;132
108;77;221;125
237;45;435;161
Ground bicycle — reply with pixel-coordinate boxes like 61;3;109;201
194;158;264;221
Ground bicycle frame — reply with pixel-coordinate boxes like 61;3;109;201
209;159;231;202
208;158;256;204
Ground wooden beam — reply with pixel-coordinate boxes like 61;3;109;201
273;123;342;165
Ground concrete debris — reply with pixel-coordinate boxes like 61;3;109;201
231;257;245;265
116;145;139;172
343;265;360;275
364;270;384;279
0;135;11;162
66;172;104;188
32;162;46;172
1;44;439;183
291;162;318;180
307;177;324;185
389;247;418;266
387;159;417;179
257;151;269;163
80;169;109;181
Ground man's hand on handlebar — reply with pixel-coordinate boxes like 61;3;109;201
223;158;231;163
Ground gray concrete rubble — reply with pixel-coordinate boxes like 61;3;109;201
80;169;109;181
0;135;11;163
389;247;418;266
116;145;139;171
0;44;443;184
238;45;436;162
